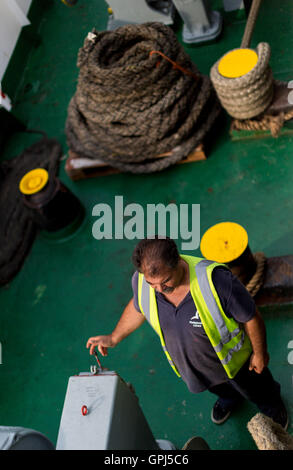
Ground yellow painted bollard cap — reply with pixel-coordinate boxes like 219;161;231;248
19;168;49;195
218;48;258;78
200;222;248;263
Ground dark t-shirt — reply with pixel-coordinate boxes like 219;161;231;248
131;266;255;393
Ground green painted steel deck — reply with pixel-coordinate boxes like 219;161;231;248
0;0;293;450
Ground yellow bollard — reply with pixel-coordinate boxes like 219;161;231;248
200;222;257;285
217;48;258;78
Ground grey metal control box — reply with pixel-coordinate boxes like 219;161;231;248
56;371;174;450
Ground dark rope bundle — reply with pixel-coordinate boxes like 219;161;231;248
66;22;221;174
0;133;62;286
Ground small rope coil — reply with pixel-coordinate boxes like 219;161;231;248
245;252;266;297
210;42;274;120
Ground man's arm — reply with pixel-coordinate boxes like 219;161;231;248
86;297;146;356
243;307;269;374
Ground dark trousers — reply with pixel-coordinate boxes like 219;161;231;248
209;359;284;420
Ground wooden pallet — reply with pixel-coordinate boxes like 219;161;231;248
65;144;206;180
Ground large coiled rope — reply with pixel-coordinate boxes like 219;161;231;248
65;22;221;174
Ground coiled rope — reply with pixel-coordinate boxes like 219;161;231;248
0;132;62;286
210;0;275;120
65;22;221;174
210;42;274;120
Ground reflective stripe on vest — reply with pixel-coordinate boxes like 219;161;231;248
139;275;150;323
138;273;181;377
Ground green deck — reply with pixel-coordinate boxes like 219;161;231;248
0;0;293;450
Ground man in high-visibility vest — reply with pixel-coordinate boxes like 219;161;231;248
87;236;288;429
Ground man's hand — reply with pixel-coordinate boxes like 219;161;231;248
86;298;145;358
86;334;116;357
244;308;269;374
249;351;270;374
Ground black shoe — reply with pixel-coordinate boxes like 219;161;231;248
182;436;210;450
211;399;232;424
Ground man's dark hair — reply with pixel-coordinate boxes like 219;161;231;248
132;236;180;276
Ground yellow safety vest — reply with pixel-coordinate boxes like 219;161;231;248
137;255;252;379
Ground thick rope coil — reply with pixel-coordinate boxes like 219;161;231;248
245;252;266;297
209;0;274;120
65;23;221;174
247;413;293;450
210;42;274;120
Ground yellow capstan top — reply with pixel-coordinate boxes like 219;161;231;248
200;222;248;263
19;168;49;195
218;48;258;78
